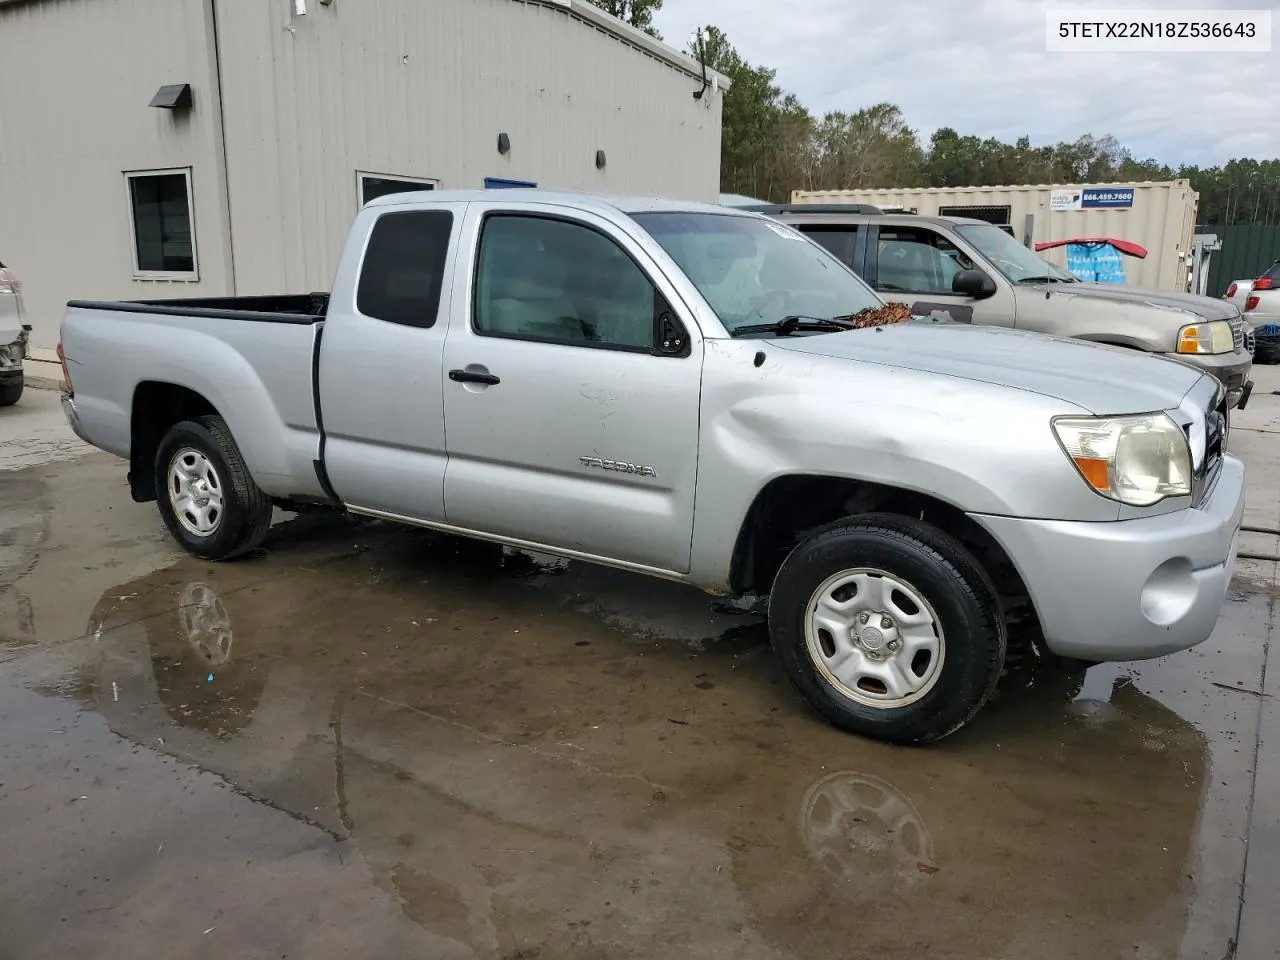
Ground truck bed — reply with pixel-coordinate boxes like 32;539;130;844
59;295;330;500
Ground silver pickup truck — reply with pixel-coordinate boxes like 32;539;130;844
58;191;1245;745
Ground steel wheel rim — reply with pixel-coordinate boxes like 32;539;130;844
804;566;945;709
168;448;225;538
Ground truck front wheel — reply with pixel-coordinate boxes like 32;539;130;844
768;514;1005;745
154;415;274;561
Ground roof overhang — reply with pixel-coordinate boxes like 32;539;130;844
0;0;730;89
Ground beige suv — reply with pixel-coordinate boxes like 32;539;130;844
763;206;1255;409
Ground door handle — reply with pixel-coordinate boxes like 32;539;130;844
449;368;501;386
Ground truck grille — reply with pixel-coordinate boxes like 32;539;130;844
1245;327;1256;356
1181;379;1227;507
1230;314;1245;351
1199;395;1227;504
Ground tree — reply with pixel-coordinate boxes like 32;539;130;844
812;104;924;190
690;26;814;200
583;0;663;38
672;24;1280;222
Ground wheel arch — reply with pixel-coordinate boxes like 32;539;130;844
129;381;220;502
728;474;1037;627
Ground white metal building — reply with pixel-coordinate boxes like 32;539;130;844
0;0;725;363
792;181;1199;291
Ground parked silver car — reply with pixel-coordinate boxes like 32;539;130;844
0;260;30;406
58;192;1245;744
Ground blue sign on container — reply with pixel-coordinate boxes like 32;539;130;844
1081;187;1135;209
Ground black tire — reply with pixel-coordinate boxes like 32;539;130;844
768;514;1005;745
0;380;22;407
154;415;273;561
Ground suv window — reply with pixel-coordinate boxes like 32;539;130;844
1260;261;1280;283
357;210;454;328
793;224;860;268
473;214;656;350
875;227;972;295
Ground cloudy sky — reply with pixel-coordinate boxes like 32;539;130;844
654;0;1279;168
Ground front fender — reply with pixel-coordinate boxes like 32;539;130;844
686;340;1118;589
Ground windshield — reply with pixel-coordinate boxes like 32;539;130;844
955;223;1076;283
630;212;883;334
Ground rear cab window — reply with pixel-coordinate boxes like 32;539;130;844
356;210;454;328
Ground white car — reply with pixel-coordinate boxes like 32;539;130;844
1224;279;1254;313
0;260;30;406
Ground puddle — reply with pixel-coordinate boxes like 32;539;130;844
0;492;1267;959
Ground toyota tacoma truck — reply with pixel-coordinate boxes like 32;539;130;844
58;191;1245;745
755;205;1256;409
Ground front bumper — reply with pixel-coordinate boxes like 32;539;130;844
974;454;1245;662
0;331;25;380
1165;346;1253;409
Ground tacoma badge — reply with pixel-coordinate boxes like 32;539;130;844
579;456;656;478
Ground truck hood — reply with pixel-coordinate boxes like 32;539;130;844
1038;282;1240;321
768;321;1206;415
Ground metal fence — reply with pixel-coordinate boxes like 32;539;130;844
1201;224;1280;298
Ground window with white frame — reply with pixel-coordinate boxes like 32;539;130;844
358;172;438;207
126;169;197;278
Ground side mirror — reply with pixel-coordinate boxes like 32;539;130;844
952;268;997;299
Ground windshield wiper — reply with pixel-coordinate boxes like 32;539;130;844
1015;275;1075;284
729;315;857;337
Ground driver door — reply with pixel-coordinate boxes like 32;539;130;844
866;225;1013;328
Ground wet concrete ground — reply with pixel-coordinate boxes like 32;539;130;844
1;378;1278;960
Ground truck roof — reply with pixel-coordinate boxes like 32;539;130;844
761;205;993;228
363;189;740;217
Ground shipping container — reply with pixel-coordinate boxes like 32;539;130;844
791;181;1199;292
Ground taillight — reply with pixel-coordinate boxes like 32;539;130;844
57;341;72;391
1225;283;1238;298
1254;278;1274;291
1246;296;1260;311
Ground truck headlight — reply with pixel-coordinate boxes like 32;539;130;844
1053;413;1191;506
1177;320;1234;355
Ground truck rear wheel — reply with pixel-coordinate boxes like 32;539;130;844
768;514;1005;745
0;380;22;407
154;415;273;561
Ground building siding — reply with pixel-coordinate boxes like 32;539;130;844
214;0;724;296
793;182;1199;292
0;0;234;349
0;0;723;349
